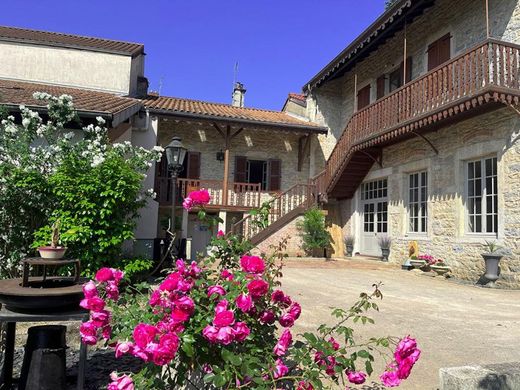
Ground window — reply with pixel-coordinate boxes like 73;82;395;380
408;171;428;233
467;157;498;234
389;57;413;93
362;179;388;233
361;179;388;200
247;160;267;190
235;156;281;191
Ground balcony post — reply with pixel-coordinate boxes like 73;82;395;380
223;129;230;206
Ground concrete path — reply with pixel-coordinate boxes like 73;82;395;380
281;258;520;390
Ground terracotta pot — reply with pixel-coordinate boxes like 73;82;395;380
38;247;67;260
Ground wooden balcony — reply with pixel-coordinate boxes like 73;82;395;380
325;39;520;199
155;177;262;210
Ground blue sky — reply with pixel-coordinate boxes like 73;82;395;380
1;1;386;110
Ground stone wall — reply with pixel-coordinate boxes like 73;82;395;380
255;215;305;257
308;0;520;165
157;119;315;193
339;108;520;288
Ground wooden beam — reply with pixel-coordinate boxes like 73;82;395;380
411;131;439;154
297;134;311;171
230;127;244;139
222;125;231;206
213;123;225;138
360;149;383;167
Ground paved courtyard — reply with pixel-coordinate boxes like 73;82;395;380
281;258;520;389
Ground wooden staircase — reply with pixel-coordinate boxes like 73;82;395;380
230;173;326;245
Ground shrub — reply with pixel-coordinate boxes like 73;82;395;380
0;93;162;277
297;207;331;255
80;195;421;389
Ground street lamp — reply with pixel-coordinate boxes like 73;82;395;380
164;136;187;234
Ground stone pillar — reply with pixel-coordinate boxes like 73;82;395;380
181;209;189;239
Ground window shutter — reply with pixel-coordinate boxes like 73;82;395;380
427;41;439;71
438;34;451;66
234;156;247;183
186;151;201;179
268;159;281;191
357;84;371;110
376;75;386;100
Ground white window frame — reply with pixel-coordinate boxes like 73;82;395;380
465;156;498;235
408;170;428;234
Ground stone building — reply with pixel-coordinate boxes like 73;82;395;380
303;0;520;287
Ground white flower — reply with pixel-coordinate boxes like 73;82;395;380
5;124;18;134
64;132;74;140
153;145;164;153
91;155;105;167
96;116;106;125
146;189;157;199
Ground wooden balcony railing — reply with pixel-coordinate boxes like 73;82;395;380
155;177;262;209
325;38;520;196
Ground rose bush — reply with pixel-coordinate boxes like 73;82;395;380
81;192;420;389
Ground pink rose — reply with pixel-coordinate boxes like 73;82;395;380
346;370;366;384
106;280;119;301
297;381;314;390
213;310;235;327
394;336;418;362
271;290;285;303
247;279;269;298
325;356;336;376
279;312;295;328
152;345;175;366
328;337;340;351
380;369;401;387
132;323;158;348
221;269;234;280
95;267;114;282
108;372;134;390
273;359;289;379
216;326;235;345
397;349;421;379
111;269;124;282
80;321;98;345
215;299;229;314
189;189;210;205
175;296;195;315
91;310;110;327
115;341;134;358
189;261;201;277
217;230;225;238
207;285;226;298
82;281;98;298
202;325;219;343
102;325;112;340
233;322;250;342
235;293;253;313
288;302;301;320
274;329;292;356
171;307;191;323
240;255;265;274
183;197;194;211
80;296;105;312
259;310;276;324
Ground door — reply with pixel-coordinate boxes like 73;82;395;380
360;179;388;256
188;213;214;259
357;84;371;110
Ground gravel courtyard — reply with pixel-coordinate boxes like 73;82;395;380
281;258;520;390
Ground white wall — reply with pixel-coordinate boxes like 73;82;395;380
0;41;133;94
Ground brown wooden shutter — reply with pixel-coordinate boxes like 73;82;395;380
357;84;371;110
268;159;281;191
428;33;450;71
234;156;247;183
186;151;201;179
376;75;386;100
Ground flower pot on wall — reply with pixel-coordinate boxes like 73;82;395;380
482;253;503;283
38;246;67;260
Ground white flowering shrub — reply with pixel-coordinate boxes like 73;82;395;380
0;94;163;277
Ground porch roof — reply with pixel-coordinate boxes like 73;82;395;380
303;0;435;91
0;78;142;127
142;95;327;134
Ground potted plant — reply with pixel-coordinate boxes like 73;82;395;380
409;255;426;268
430;259;451;276
38;220;67;259
297;207;332;258
481;240;505;283
344;235;355;257
378;235;392;262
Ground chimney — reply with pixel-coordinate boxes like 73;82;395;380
232;82;246;107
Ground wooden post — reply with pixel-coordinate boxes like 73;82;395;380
485;0;490;38
222;126;231;206
403;21;408;83
353;73;358;111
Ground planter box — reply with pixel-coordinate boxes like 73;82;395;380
409;259;427;269
431;265;451;276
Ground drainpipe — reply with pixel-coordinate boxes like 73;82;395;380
485;0;490;38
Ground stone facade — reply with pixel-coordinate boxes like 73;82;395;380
308;0;520;165
255;216;305;257
338;108;520;288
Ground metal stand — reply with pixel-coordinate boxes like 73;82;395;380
0;308;88;390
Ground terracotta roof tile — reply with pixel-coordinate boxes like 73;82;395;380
142;95;325;132
0;25;144;57
288;93;307;102
0;79;141;125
